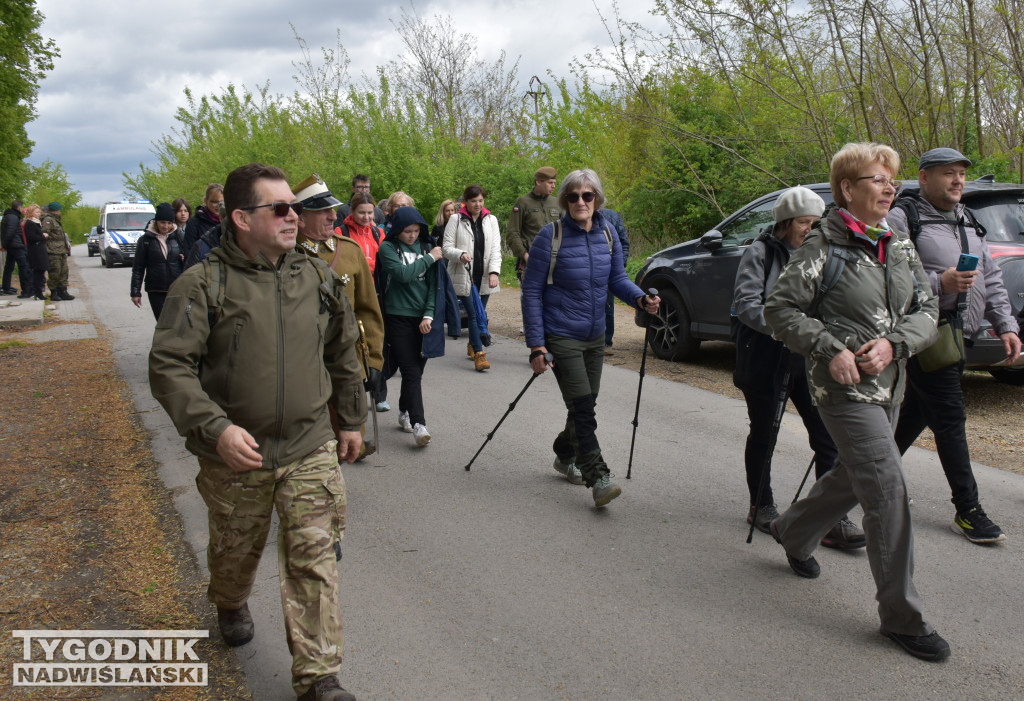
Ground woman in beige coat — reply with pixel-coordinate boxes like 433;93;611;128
442;184;502;371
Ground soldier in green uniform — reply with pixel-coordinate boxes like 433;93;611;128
292;174;385;461
506;166;560;281
150;163;364;701
41;202;75;300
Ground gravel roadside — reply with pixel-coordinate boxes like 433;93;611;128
485;285;1024;476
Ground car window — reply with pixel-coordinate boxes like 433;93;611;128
966;193;1024;243
720;199;776;248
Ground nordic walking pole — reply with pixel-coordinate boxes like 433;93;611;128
464;353;553;471
626;289;659;479
791;456;816;504
747;354;792;544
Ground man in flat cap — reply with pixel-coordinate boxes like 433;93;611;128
889;147;1021;544
293;174;385;462
507;167;560;282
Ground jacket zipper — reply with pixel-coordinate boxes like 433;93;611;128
272;267;285;469
585;231;597;338
225;320;243;403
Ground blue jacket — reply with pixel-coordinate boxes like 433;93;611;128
521;211;644;347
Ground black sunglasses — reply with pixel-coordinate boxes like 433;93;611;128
240;201;304;217
566;191;596;204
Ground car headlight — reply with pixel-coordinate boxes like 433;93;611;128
107;240;120;250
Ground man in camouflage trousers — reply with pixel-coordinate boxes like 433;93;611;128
149;163;365;701
42;202;75;301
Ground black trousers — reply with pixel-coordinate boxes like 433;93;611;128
741;363;837;507
384;314;428;426
2;247;29;292
894;356;977;512
148;292;168;321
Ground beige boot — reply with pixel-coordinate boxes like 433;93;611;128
467;341;474;358
474;350;490;371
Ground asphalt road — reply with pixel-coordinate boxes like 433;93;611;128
76;249;1024;700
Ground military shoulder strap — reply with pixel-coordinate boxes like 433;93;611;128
546;221;615;285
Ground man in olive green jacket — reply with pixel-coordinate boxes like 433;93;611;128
506;166;559;280
41;202;74;300
149;163;364;701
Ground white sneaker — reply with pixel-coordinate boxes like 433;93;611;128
398;411;413;433
413;423;431;446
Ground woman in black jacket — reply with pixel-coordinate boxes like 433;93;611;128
131;203;184;320
23;204;49;300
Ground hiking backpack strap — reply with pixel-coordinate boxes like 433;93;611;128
807;242;849;319
546;222;615;285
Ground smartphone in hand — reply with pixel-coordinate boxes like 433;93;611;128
956;253;979;271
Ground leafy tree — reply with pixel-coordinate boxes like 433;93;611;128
0;0;58;200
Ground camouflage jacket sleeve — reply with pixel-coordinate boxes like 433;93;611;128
42;216;67;255
886;236;940;359
764;230;848;363
506;197;528;259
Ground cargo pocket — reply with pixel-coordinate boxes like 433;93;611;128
196;473;237;558
323;472;347;543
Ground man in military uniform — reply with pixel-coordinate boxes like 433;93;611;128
507;166;559;281
150;163;364;701
293;174;385;459
41;202;75;301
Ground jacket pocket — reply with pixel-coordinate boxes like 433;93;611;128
224;319;244;403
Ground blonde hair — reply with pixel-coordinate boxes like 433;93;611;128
829;142;901;208
435;199;456;227
25;203;42;219
385;191;415;215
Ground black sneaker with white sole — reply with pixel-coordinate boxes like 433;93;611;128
952;506;1006;544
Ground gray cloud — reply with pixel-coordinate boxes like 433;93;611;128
29;0;663;204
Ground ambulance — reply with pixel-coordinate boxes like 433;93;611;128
97;200;155;268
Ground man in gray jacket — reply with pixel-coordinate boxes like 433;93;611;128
889;148;1021;545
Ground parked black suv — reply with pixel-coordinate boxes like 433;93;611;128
634;177;1024;383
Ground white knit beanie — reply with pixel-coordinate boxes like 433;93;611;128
773;186;825;222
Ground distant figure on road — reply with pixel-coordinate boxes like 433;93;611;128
41;202;74;301
521;169;659;508
1;199;30;297
22;204;49;300
181;183;223;255
150;163;365;701
130;203;185;320
888;147;1020;544
765;142;948;662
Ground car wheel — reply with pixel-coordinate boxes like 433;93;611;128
104;255;112;269
88;250;94;257
648;287;700;361
988;367;1024;385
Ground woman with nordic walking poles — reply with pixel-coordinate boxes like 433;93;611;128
732;186;864;549
764;142;949;662
521;169;659;507
443;184;502;372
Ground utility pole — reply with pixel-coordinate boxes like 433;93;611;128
526;76;547;148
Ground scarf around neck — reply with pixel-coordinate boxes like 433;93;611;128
838;208;892;262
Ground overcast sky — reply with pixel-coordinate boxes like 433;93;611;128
27;0;664;206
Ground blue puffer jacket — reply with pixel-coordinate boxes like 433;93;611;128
521;211;644;347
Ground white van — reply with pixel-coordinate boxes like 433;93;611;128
97;200;155;268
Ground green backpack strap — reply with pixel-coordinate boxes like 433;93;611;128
808;242;847;319
546;222;614;284
202;255;226;328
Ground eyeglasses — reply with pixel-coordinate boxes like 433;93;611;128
239;201;303;217
857;175;902;192
566;191;596;204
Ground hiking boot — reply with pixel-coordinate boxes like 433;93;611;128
747;504;781;535
592;474;622;507
880;628;951;662
297;675;356;701
553;456;584;485
47;289;59;300
17;291;33;299
375;400;390;412
60;288;75;300
952;506;1006;544
0;288;16;295
398;411;413;433
821;516;867;550
216;604;254;647
474;350;490;371
769;520;820;579
413;423;431;446
467;341;474;358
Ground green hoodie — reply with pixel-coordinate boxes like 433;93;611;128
149;226;366;467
